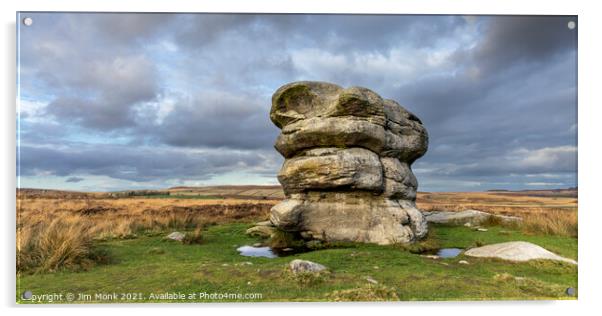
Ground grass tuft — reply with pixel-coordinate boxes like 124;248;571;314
520;210;578;237
182;227;204;245
326;284;400;301
17;215;110;273
266;230;304;249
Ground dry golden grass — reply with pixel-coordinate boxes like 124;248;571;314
17;215;101;272
417;191;578;237
16;188;577;272
17;196;275;272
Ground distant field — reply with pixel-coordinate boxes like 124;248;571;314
17;186;577;238
417;191;577;213
17;186;285;200
169;185;284;200
18;186;577;202
17;185;577;236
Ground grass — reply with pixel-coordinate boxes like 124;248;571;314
16;190;578;302
182;227;204;245
16;197;273;273
520;209;578;237
17;215;110;273
17;222;577;303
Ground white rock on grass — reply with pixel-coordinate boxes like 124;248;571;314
421;254;440;260
365;276;378;284
464;241;577;265
166;231;185;241
424;210;521;226
289;259;327;274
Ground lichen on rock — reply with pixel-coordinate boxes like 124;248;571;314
268;81;429;245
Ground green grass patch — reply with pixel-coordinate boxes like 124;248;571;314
17;223;577;303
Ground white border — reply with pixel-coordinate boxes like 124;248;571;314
2;0;601;315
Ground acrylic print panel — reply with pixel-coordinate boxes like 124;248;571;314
16;12;578;303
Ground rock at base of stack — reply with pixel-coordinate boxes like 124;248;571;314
267;81;429;245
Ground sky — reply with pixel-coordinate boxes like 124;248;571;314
17;13;578;192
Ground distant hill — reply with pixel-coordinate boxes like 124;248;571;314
18;185;577;200
167;185;284;199
17;185;285;200
486;187;577;198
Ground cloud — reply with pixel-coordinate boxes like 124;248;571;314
41;55;159;130
65;177;84;183
415;145;577;178
17;13;578;191
18;143;282;183
471;16;577;73
151;91;278;149
525;182;564;186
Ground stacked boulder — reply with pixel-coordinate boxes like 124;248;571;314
267;81;429;245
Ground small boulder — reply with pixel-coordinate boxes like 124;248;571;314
166;231;185;241
289;259;327;274
464;241;577;264
365;276;378;284
424;209;521;226
421;254;440;260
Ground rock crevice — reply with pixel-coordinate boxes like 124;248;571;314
268;81;429;244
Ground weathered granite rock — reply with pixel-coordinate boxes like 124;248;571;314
274;117;386;158
269;81;429;244
464;241;577;265
423;210;522;226
166;231;185;241
278;147;383;195
289;259;327;274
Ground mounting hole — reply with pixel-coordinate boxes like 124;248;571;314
567;21;576;30
22;290;33;299
23;17;33;26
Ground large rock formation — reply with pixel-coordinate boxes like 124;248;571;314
268;81;429;245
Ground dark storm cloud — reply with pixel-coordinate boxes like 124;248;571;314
18;144;279;183
172;14;467;52
42;53;159;129
471;16;577;73
18;13;577;190
390;16;577;186
418;146;577;177
154;91;279;149
91;13;177;44
65;177;84;183
173;14;257;48
396;53;576;161
20;13;168;130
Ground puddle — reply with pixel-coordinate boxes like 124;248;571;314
436;248;463;258
237;245;308;258
237;246;277;258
